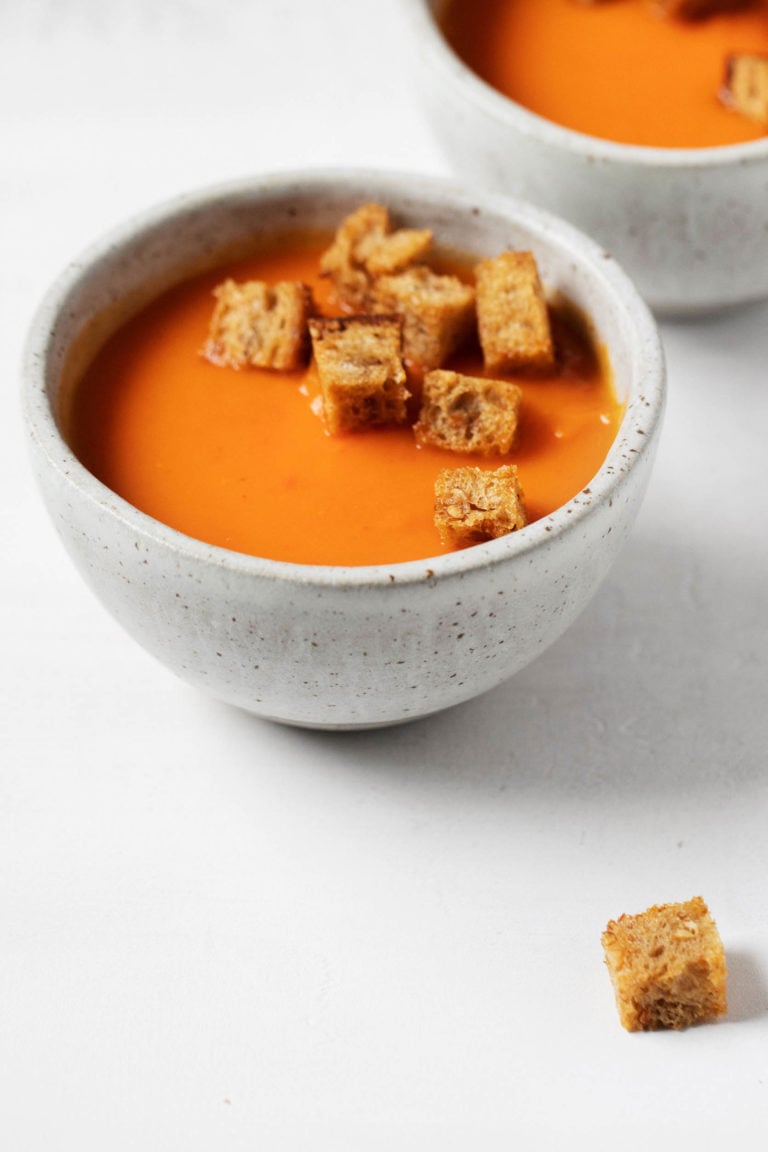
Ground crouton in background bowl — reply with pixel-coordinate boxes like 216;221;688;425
407;0;768;315
23;170;664;729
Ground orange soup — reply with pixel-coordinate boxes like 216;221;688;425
65;236;622;568
440;0;768;148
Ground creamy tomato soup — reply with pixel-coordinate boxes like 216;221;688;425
440;0;768;148
65;235;622;567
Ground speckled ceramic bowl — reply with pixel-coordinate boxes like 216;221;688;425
23;170;664;729
407;0;768;316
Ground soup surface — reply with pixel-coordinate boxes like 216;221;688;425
66;235;622;567
440;0;768;148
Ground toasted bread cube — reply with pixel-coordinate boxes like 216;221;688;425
434;465;527;548
371;266;476;371
475;251;555;373
602;897;728;1032
203;279;313;371
308;315;409;435
414;370;523;456
202;279;313;371
654;0;751;18
319;203;432;309
722;54;768;128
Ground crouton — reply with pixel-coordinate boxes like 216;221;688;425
319;203;432;310
371;266;476;371
602;897;728;1032
202;279;313;371
434;465;527;548
721;53;768;128
414;369;523;456
308;314;409;435
475;251;555;374
654;0;753;18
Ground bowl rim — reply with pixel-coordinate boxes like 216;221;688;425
407;0;768;168
22;167;665;591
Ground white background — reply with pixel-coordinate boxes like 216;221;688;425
3;1;768;1147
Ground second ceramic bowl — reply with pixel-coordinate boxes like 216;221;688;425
407;0;768;316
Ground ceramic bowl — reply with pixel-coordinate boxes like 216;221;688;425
23;170;664;729
407;0;768;316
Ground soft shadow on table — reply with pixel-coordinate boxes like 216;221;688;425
722;951;768;1025
229;518;767;807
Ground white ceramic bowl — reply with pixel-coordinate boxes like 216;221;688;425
23;170;664;729
407;0;768;316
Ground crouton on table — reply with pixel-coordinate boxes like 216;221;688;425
414;369;523;456
602;896;728;1032
202;279;313;371
434;464;527;548
308;314;409;435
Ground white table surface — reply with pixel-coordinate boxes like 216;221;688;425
3;2;768;1147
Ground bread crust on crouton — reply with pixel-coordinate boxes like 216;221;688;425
319;203;432;310
202;279;314;371
371;266;476;371
434;464;527;548
414;369;523;456
721;53;768;127
308;314;409;435
475;251;555;374
602;897;727;1032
